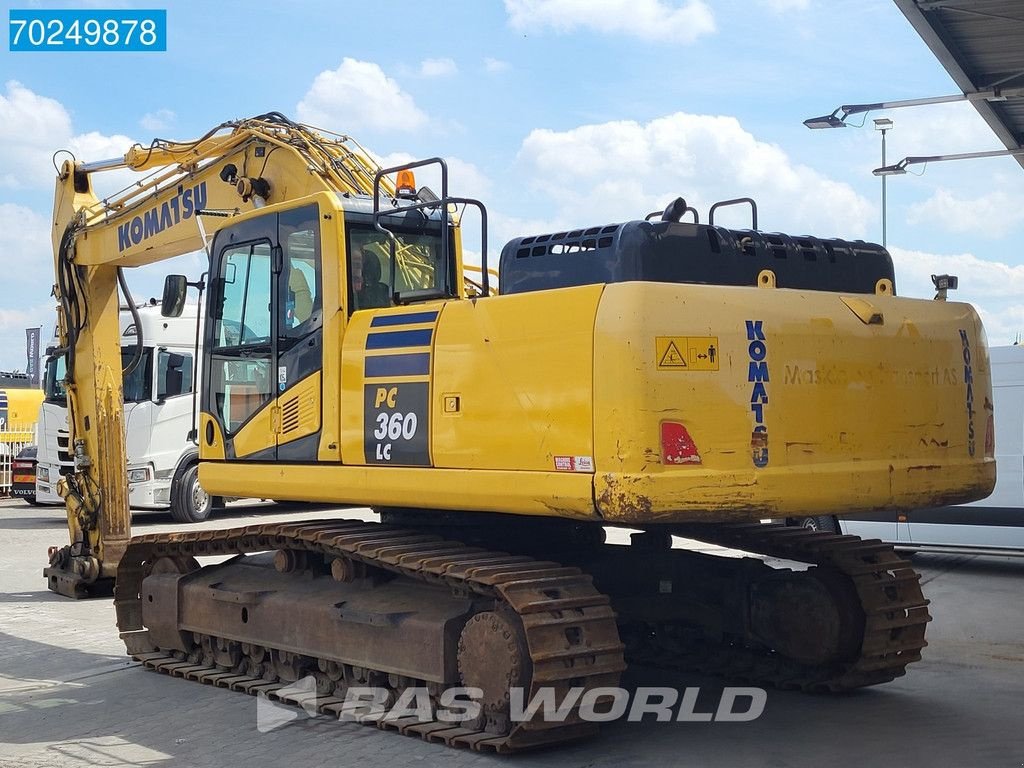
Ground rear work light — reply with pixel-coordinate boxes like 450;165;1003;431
661;421;701;465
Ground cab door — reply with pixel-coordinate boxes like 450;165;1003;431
203;204;323;462
206;216;276;461
274;205;323;461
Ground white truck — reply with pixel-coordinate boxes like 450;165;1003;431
794;344;1024;555
36;303;213;522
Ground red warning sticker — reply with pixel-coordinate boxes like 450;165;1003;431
554;455;595;472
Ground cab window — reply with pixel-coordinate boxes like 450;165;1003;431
216;242;273;347
156;351;193;400
210;241;273;433
44;355;68;404
279;206;321;348
346;225;452;313
121;348;153;402
46;349;157;404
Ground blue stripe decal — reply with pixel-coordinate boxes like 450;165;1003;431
366;328;433;350
365;353;431;378
371;311;439;328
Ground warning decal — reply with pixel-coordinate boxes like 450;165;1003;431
658;341;687;368
656;336;719;372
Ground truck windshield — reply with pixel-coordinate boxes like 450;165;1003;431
44;349;153;404
43;355;67;404
121;348;153;403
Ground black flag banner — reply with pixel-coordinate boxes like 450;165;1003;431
25;327;41;388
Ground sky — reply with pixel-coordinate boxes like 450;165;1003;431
1;0;1023;370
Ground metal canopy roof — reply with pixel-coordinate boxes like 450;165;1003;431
894;0;1024;170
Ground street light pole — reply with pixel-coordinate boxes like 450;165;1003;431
873;146;1024;175
874;118;893;247
803;87;1024;130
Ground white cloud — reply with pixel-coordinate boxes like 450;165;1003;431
868;102;1001;159
516;112;873;238
0;203;51;290
907;188;1024;238
296;58;427;133
0;203;58;367
0;83;145;366
0;80;134;192
889;246;1024;344
977;304;1024;347
0;306;40;333
891;247;1024;302
439;157;492;202
0;80;72;189
419;58;457;78
377;152;492;202
66;131;135;161
65;130;137;201
139;108;176;132
484;57;510;73
504;0;715;43
0;303;55;374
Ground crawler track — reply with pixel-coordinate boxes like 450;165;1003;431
637;522;932;691
114;520;626;753
113;520;930;751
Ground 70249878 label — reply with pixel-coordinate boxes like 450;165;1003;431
9;9;167;52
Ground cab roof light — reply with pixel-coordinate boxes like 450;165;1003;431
395;169;417;199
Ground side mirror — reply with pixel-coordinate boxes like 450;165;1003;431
162;275;188;317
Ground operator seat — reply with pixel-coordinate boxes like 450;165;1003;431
287;266;313;325
358;251;391;309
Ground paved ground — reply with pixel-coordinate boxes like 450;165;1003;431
0;497;1021;768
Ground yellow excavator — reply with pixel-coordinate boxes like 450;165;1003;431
47;113;994;752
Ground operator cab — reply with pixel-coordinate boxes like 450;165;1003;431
159;158;476;465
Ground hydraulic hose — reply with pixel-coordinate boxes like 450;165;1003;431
117;267;144;377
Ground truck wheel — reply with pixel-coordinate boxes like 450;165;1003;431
799;515;838;534
171;464;212;524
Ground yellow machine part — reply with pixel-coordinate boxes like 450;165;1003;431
591;282;993;522
342;286;602;472
200;274;994;525
0;388;43;442
228;372;322;459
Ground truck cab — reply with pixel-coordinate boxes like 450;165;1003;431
36;304;208;521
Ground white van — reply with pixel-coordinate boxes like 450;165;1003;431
35;304;214;522
794;345;1024;555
